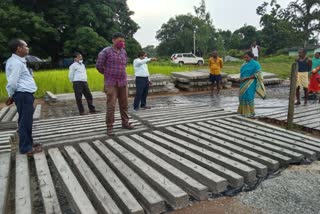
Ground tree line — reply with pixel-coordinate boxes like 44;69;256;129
152;0;320;57
0;0;319;65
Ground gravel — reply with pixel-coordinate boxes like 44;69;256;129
239;162;320;214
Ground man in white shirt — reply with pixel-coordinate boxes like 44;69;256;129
133;52;156;110
251;41;261;60
69;52;97;115
5;39;42;156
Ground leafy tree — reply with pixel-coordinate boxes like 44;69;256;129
286;0;320;46
156;0;216;57
257;0;304;54
143;45;157;57
0;0;139;65
232;25;261;50
64;27;108;63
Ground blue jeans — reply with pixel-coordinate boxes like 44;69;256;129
13;92;34;154
133;77;149;109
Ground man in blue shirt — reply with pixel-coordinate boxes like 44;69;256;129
5;39;42;156
133;51;156;111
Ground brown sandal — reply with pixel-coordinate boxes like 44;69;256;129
26;147;43;157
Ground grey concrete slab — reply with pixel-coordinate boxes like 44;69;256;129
48;148;97;214
105;139;189;210
64;146;125;214
205;121;313;161
130;134;228;193
141;132;245;187
133;105;211;117
165;126;279;171
220;119;320;157
235;116;320;145
0;152;10;214
15;153;32;214
33;104;42;120
92;140;166;214
153;113;236;128
151;131;257;183
184;123;292;165
134;107;223;119
11;113;19;122
45;91;57;102
34;152;62;214
160;128;268;176
1;106;16;122
117;136;209;201
144;109;224;123
79;143;144;214
0;107;9;121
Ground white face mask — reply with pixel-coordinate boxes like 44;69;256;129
79;60;83;64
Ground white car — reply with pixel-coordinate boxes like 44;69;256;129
171;53;204;65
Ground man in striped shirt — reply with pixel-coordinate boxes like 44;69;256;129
96;32;134;136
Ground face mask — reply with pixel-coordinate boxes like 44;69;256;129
79;60;83;64
115;41;125;49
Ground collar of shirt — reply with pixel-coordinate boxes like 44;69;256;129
12;54;27;63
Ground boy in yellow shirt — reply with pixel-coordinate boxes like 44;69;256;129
209;50;223;96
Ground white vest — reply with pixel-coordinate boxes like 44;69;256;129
252;46;259;57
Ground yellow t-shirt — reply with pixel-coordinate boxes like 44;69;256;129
209;57;223;75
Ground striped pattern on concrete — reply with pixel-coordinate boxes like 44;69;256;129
132;105;236;128
0;131;15;153
261;103;320;132
1;116;320;213
0;105;42;131
32;113;147;146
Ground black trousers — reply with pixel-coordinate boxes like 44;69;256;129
13;92;34;154
133;77;149;109
73;81;95;113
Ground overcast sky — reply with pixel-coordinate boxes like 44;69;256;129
127;0;292;47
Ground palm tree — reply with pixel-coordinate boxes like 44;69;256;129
287;0;320;47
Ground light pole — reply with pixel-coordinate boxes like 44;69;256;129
193;30;196;55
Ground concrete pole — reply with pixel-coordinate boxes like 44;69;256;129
287;63;298;130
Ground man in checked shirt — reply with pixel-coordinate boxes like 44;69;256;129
96;32;134;136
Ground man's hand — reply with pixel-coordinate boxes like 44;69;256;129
148;81;153;86
151;57;157;61
5;97;14;106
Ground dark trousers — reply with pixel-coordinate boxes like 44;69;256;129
133;77;149;109
73;81;95;113
13;92;34;154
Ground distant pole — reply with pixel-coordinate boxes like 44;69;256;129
193;30;196;55
287;63;298;130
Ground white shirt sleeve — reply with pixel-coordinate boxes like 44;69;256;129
134;58;151;67
68;64;75;82
6;62;21;97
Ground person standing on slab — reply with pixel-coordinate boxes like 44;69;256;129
133;51;157;111
208;50;223;96
96;32;134;136
69;52;97;115
5;39;42;156
295;48;312;106
251;41;261;61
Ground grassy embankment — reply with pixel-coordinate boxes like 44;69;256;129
0;55;295;99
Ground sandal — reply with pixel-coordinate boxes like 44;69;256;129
33;143;42;148
26;147;43;157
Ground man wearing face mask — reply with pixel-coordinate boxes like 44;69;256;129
69;52;97;115
96;32;133;136
133;51;157;111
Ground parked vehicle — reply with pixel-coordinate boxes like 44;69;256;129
171;53;204;65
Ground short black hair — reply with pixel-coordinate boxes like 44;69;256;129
8;39;24;53
73;51;82;58
138;51;146;58
244;51;255;58
299;48;306;54
112;32;125;39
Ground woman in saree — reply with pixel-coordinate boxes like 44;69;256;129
308;52;320;99
238;51;266;117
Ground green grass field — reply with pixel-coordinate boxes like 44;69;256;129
0;55;295;99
